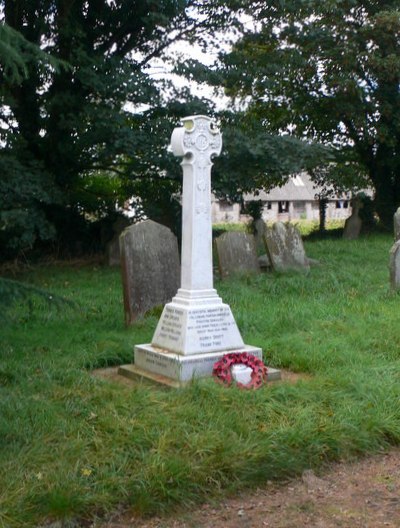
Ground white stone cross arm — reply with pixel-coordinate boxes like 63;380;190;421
170;115;222;161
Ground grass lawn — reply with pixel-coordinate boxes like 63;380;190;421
1;233;400;527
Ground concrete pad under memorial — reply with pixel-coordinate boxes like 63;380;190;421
120;220;180;325
215;232;260;278
389;241;400;291
119;115;280;386
264;222;309;272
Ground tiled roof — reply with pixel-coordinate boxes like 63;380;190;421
243;172;323;202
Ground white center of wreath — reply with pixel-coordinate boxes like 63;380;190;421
231;364;253;385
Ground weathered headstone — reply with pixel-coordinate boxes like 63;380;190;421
394;207;400;241
389;241;400;290
264;222;309;272
119;220;180;325
119;115;281;386
215;232;260;278
343;198;362;240
253;218;266;250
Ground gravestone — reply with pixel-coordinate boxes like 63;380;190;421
253;218;266;250
119;115;280;386
215;232;260;278
394;207;400;241
389;241;400;290
343;198;362;240
264;222;309;272
119;220;180;325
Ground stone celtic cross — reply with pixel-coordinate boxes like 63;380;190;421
120;114;276;385
170;115;222;292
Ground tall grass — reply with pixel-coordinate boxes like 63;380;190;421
1;234;399;526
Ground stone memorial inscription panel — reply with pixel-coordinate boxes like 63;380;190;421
188;307;232;350
157;307;184;343
152;303;243;354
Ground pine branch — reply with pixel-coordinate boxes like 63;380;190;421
0;277;76;323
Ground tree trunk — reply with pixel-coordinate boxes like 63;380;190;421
318;197;328;233
370;145;400;231
374;180;397;231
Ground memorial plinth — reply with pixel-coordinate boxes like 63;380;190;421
119;115;280;386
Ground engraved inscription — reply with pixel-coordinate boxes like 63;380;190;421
153;304;240;353
187;307;234;349
158;306;184;342
144;356;172;369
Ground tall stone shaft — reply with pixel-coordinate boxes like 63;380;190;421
170;115;222;292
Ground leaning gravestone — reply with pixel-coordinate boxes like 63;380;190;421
264;222;309;272
343;198;362;240
119;115;280;386
119;220;180;325
215;232;260;278
389;241;400;290
394;207;400;241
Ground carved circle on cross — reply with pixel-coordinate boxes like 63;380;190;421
195;133;209;151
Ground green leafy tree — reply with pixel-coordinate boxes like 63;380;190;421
0;22;67;257
219;0;400;229
212;110;329;202
174;56;331;203
0;1;242;257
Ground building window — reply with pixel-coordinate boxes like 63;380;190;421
278;201;289;213
293;201;306;213
266;202;272;210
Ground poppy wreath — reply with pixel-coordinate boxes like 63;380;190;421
212;352;268;390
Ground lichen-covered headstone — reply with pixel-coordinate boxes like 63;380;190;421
215;232;260;278
389;241;400;290
264;222;309;272
394;207;400;241
120;220;180;325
